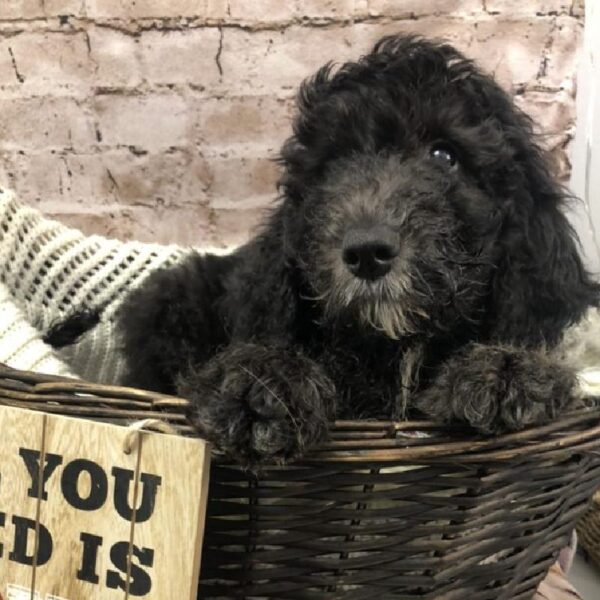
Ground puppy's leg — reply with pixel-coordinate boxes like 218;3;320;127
415;344;577;433
180;343;336;466
118;253;235;393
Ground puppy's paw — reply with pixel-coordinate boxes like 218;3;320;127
417;344;576;433
179;343;335;465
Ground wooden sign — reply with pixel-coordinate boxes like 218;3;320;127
0;405;210;600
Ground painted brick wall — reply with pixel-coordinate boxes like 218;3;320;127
0;0;585;247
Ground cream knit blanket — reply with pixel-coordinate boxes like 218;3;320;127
0;188;189;381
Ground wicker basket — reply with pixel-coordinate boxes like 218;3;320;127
576;489;600;567
0;364;599;600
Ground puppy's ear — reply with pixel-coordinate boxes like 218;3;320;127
451;69;598;346
489;151;599;347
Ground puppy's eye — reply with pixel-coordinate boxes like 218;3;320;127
430;143;457;167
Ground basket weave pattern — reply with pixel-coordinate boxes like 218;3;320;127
576;489;600;567
1;364;599;599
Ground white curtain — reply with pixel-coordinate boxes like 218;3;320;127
570;0;600;274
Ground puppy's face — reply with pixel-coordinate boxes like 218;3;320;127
280;37;536;339
302;150;501;338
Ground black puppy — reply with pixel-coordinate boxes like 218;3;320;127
118;35;599;466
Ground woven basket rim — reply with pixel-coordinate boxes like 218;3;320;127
1;363;600;464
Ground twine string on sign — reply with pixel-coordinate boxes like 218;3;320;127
123;418;179;454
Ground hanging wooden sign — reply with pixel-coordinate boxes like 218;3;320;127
0;405;210;600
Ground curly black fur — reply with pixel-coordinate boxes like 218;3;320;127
114;35;599;466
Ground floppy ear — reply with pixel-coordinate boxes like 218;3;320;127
488;149;599;347
446;66;598;347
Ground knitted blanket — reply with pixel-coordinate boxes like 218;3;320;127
0;188;190;381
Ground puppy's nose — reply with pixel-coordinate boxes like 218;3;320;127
342;226;399;280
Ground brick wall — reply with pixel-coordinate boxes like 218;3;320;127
0;0;585;247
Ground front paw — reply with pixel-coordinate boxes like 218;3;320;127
417;345;576;433
179;344;335;465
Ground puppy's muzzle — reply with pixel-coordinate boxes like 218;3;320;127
342;225;399;281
